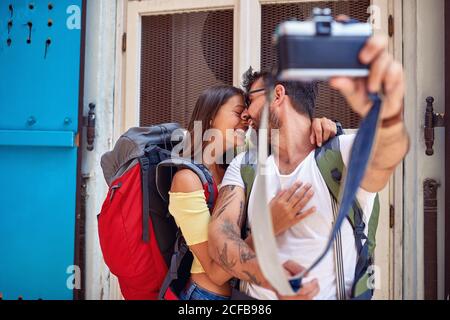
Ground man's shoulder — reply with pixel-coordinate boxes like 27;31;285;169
221;152;247;189
337;133;356;147
313;134;356;162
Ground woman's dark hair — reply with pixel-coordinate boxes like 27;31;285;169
184;85;244;159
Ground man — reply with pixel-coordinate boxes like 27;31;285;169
208;33;409;300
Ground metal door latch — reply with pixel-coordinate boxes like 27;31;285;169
424;97;445;156
83;103;96;151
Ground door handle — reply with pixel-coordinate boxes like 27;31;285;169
424;97;445;156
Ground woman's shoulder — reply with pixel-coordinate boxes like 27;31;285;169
170;169;203;193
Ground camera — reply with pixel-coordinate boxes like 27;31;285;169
274;8;373;81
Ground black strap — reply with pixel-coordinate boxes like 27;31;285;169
158;232;189;300
334;120;345;136
139;156;150;243
195;163;216;211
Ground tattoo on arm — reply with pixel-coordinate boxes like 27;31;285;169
239;241;256;264
217;242;237;273
218;219;258;274
211;185;262;285
243;271;262;286
237;200;245;228
212;185;237;220
221;219;243;243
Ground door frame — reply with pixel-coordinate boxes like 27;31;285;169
74;0;88;300
403;0;446;300
123;0;237;132
387;0;404;300
445;0;449;301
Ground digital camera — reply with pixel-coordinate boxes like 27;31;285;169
274;8;373;81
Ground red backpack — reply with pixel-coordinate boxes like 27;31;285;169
98;124;217;300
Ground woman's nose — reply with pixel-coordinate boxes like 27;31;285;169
241;109;250;122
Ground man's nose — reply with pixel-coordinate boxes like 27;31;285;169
241;109;250;122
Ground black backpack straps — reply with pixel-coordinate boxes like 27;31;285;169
334;120;345;136
158;231;189;300
156;158;207;197
156;158;216;210
139;156;151;243
140;147;166;243
195;163;216;211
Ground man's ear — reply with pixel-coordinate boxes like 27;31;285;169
273;84;286;107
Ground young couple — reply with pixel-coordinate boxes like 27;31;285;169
168;34;409;300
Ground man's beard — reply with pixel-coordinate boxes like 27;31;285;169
251;107;281;132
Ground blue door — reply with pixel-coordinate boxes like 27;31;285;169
0;0;84;300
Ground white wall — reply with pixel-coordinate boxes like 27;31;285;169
81;0;118;300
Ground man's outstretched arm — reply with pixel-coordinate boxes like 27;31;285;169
208;185;269;288
330;35;409;193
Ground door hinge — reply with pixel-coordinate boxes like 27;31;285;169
122;32;127;52
83;103;96;151
389;205;395;228
388;15;394;37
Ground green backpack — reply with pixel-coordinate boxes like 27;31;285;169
239;136;380;300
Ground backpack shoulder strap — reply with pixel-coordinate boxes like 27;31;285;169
156;158;217;300
156;157;217;211
239;150;258;237
315;136;381;300
314;137;356;225
240;150;257;205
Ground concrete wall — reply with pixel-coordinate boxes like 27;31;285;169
81;0;118;300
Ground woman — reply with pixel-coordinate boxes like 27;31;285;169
168;85;336;300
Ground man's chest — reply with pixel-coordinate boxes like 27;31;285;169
247;158;336;233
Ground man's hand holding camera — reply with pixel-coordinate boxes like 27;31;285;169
272;29;409;299
330;34;404;122
330;32;409;193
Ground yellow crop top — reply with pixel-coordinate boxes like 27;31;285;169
168;190;211;274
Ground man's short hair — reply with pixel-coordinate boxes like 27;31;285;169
242;67;319;119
